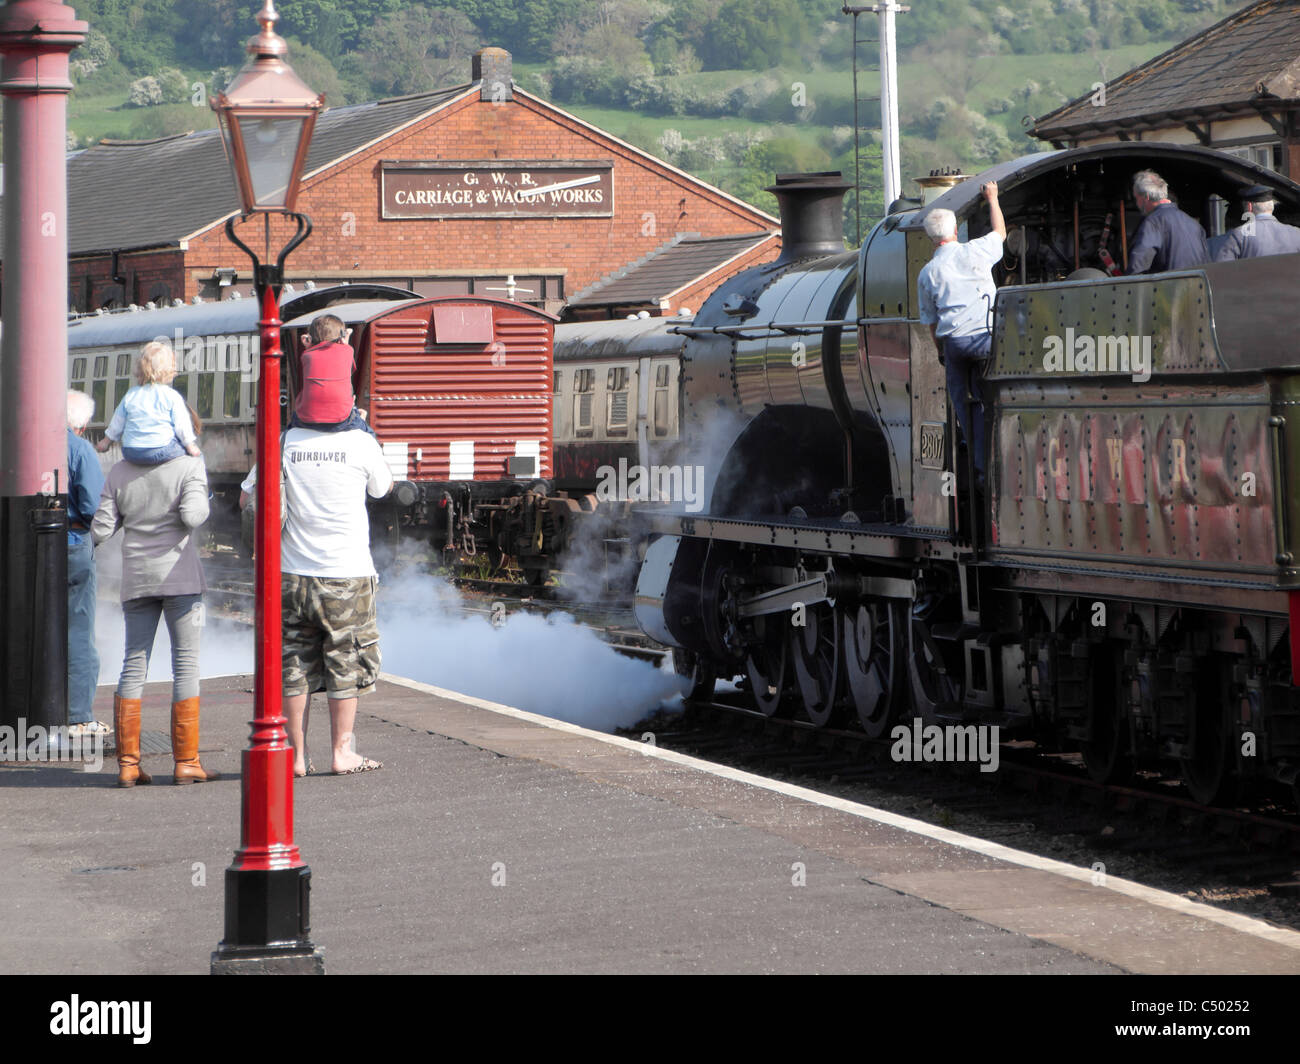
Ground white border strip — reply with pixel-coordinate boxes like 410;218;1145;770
381;672;1300;953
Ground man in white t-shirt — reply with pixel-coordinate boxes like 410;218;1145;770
241;426;394;776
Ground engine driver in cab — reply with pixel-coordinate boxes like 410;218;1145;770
1126;169;1208;274
917;180;1005;488
1214;183;1300;261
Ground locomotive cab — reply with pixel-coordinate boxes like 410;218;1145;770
884;142;1300;543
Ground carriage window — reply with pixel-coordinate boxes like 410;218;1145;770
116;354;131;377
72;358;86;384
91;379;106;421
112;377;130;413
553;371;561;394
573;368;594;392
574;393;593;438
656;365;669;387
224;371;241;418
196;373;215;419
172;374;189;402
606;366;629;436
93;356;108;378
653;390;669;436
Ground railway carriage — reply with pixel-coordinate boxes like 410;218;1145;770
632;144;1300;808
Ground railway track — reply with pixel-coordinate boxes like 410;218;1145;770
628;694;1300;930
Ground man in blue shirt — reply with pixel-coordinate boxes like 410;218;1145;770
1213;184;1300;261
917;180;1005;482
67;390;108;737
1127;170;1208;274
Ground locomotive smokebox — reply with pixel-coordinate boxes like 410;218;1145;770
765;172;852;265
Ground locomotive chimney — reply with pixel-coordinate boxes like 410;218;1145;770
766;172;852;265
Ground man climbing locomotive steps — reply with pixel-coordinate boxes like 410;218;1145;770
917;179;1004;493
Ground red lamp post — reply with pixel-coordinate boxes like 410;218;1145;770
209;0;324;976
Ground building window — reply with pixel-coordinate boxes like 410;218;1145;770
1220;142;1280;172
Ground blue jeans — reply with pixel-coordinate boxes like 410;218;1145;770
68;535;99;725
116;595;203;702
122;438;187;464
290;409;375;437
942;332;992;478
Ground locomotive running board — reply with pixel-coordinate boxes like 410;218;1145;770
639;511;962;561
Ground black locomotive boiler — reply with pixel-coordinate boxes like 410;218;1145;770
633;143;1300;807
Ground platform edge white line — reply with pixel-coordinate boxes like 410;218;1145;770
379;673;1300;953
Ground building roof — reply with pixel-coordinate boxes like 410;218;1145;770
568;231;776;308
4;85;472;256
1032;0;1300;142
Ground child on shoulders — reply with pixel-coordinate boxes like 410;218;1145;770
292;313;374;436
97;341;201;464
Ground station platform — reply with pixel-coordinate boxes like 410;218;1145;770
2;673;1298;975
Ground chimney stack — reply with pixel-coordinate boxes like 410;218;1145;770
473;47;512;102
765;172;851;265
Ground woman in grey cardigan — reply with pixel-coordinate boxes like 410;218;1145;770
93;414;220;787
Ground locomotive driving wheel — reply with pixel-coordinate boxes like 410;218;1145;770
909;611;963;723
792;604;842;728
745;614;789;717
843;601;903;738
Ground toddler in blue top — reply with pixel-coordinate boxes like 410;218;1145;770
97;341;202;464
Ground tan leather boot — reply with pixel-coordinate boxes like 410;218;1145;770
114;695;152;788
171;696;220;785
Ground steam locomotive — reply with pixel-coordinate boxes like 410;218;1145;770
632;142;1300;808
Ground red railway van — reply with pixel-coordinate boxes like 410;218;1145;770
356;296;557;486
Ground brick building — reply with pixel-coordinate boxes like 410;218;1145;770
5;48;778;317
1032;0;1300;178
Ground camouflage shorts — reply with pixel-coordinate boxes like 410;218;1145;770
282;574;380;699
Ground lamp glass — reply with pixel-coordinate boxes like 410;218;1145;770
234;114;309;209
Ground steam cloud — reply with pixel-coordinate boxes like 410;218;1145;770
377;561;686;731
90;535;684;732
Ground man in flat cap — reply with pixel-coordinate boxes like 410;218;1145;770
1214;184;1300;261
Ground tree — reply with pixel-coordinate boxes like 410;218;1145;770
359;8;482;98
701;0;810;71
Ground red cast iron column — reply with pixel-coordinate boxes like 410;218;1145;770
0;1;86;730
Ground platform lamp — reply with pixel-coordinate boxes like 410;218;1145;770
210;0;325;975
